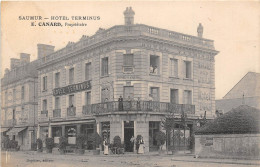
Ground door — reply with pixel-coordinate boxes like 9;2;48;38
124;121;134;152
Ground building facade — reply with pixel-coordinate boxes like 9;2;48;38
1;53;38;150
37;7;218;152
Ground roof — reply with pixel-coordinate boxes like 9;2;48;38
195;105;260;135
223;72;260;99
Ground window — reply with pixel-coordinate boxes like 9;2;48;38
170;89;179;104
85;92;91;105
69;68;74;84
184;61;192;79
183;90;192;104
123;54;134;73
55;72;60;88
150;55;159;74
170;59;178;77
85;63;92;80
55;97;60;109
101;57;108;76
123;54;134;66
101;87;110;102
123;86;134;99
43;76;47;91
69;94;75;107
42;99;47;111
13;89;16;102
150;87;159;101
12;109;16;120
21;86;25;100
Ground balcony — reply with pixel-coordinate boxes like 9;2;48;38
53;109;61;118
67;107;76;117
82;101;195;115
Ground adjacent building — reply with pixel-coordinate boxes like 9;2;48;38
1;53;38;150
37;7;218;152
216;72;260;114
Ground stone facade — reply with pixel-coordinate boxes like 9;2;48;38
36;7;218;152
1;54;38;150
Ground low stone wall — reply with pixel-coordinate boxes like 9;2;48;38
195;134;260;159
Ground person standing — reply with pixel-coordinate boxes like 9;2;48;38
118;96;124;111
103;138;109;155
136;97;141;110
138;137;145;154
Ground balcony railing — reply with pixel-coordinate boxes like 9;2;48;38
67;107;76;117
82;101;195;115
53;109;61;118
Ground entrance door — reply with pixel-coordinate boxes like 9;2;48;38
124;121;134;152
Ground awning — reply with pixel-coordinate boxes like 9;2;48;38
1;128;9;133
6;127;27;136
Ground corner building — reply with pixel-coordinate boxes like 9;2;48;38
1;54;38;150
38;7;218;152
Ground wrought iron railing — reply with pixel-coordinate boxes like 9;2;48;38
53;109;61;118
82;101;195;115
67;107;76;117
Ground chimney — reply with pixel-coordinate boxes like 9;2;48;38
20;53;30;64
37;44;55;59
10;58;21;69
124;7;135;25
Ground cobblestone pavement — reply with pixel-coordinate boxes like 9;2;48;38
1;151;259;167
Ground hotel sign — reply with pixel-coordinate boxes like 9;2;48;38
53;80;91;96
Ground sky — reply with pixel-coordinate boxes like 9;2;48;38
1;1;260;99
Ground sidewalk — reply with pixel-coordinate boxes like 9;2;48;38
4;150;260;166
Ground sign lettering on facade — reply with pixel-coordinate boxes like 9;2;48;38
53;80;91;96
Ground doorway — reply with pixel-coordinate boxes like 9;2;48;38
124;121;134;152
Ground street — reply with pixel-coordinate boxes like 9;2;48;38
1;151;259;167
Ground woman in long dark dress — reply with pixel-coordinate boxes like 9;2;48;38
118;96;124;111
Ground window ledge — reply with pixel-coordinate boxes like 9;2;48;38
183;78;193;81
100;75;109;78
169;76;179;79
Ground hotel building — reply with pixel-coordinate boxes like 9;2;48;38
37;7;218;152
